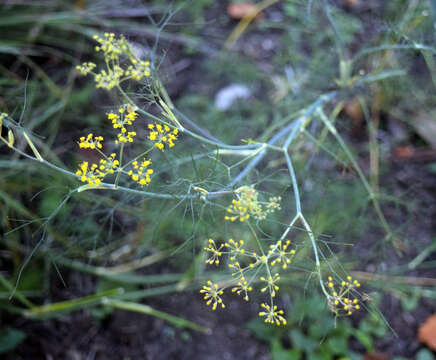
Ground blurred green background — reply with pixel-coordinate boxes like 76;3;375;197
1;0;436;359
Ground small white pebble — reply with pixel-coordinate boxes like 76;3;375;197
215;84;251;110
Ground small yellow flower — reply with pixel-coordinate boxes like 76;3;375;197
75;161;106;185
109;107;138;145
228;261;244;277
224;238;245;261
269;239;296;269
116;131;136;144
231;276;253;301
260;273;280;297
78;133;103;150
200;281;225;311
78;33;151;90
95;66;124;90
127;158;153;186
147;123;179;151
224;199;249;222
76;62;96;76
266;196;282;212
258;303;287;326
224;186;281;222
99;153;119;174
326;275;361;316
94;33;123;61
128;60;151;80
204;239;224;265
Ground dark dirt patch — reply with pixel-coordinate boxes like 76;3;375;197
6;292;270;360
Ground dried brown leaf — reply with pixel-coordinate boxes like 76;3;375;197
394;145;415;159
418;314;436;351
227;3;259;19
364;352;388;360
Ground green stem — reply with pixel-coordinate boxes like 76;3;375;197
317;108;396;249
94;146;108;160
246;221;275;298
120;146;154;171
114;142;125;187
0;274;34;308
3;140;232;199
25;288;123;318
283;149;301;213
246;221;265;257
299;214;329;298
116;85;262;151
278;214;300;242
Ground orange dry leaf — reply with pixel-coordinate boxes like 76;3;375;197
363;352;388;360
344;97;363;124
345;0;360;6
418;314;436;351
394;145;414;159
227;2;259;19
344;97;364;136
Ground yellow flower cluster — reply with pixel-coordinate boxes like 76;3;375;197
225;238;246;261
225;199;250;222
204;239;224;265
148;123;179;150
224;186;281;222
107;107;138;145
231;276;253;301
78;134;103;149
73;33;181;189
76;62;96;76
200;236;295;325
259;303;287;326
326;276;361;316
76;33;151;90
268;240;296;269
75;104;180;188
128;59;151;81
94;32;124;60
260;273;280;298
127;158;154;186
76;161;104;185
75;153;120;186
94;67;124;90
200;281;225;311
267;196;281;212
99;153;119;175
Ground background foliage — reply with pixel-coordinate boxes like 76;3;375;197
1;0;436;359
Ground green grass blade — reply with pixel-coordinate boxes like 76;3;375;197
24;288;123;318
